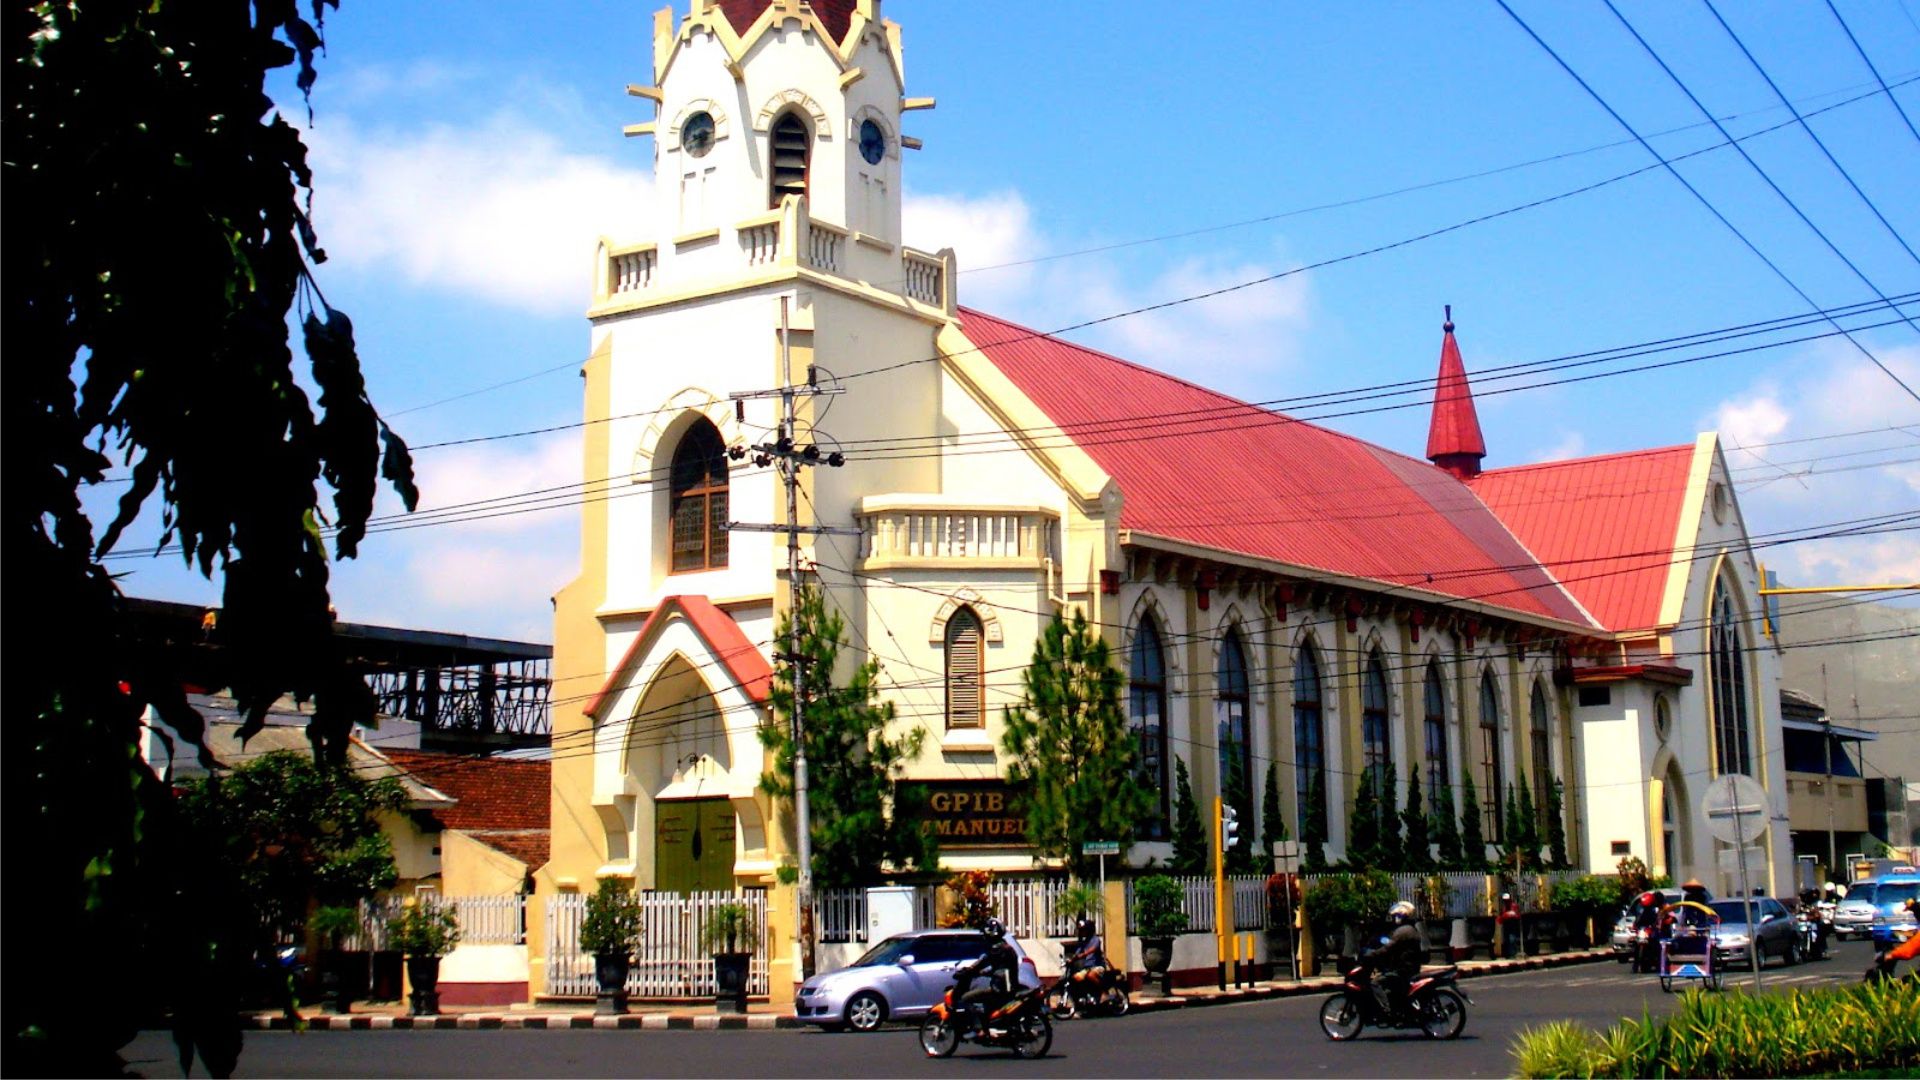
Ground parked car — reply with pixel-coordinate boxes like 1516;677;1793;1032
1834;883;1879;940
1610;888;1685;962
1707;897;1798;966
1864;867;1920;948
794;928;1042;1032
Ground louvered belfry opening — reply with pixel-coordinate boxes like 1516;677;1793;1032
769;111;810;207
944;607;984;728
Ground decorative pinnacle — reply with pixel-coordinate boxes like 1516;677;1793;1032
1444;304;1454;333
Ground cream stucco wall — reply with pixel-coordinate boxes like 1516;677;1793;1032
441;831;530;896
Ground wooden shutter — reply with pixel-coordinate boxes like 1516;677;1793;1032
945;609;983;729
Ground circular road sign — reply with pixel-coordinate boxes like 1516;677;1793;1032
1700;773;1769;845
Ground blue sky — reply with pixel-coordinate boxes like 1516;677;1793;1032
94;0;1920;641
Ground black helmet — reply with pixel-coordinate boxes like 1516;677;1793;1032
1388;900;1417;924
1075;917;1095;938
983;917;1006;939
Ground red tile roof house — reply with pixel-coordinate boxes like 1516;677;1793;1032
386;751;550;1007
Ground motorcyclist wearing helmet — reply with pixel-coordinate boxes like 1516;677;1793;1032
1631;891;1663;973
1068;916;1108;973
955;919;1020;1027
1360;900;1425;1016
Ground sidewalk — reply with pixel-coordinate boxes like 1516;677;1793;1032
252;948;1613;1031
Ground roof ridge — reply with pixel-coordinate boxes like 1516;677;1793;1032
1474;442;1696;478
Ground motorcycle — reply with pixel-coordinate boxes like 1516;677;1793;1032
1792;908;1829;962
1865;926;1916;984
919;980;1053;1059
1317;962;1470;1041
1045;946;1131;1019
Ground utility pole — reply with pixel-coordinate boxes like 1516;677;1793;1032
726;296;851;982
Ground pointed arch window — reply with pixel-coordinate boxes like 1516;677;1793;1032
1478;671;1504;842
1362;650;1392;796
1293;643;1326;836
1709;579;1753;776
669;418;729;572
1129;616;1170;840
769;112;810;206
1217;629;1253;860
944;607;984;729
1423;661;1450;803
1530;680;1553;830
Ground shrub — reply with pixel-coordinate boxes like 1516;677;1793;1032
1265;873;1301;928
1415;873;1454;921
1131;875;1190;938
386;896;462;959
310;905;363;951
1303;870;1397;933
697;901;758;955
1551;874;1624;916
939;869;998;929
579;879;643;960
1511;979;1920;1077
1052;881;1105;924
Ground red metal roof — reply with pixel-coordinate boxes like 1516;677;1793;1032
383;751;551;832
1426;312;1487;478
1470;444;1697;632
717;0;856;43
583;596;773;720
956;308;1593;627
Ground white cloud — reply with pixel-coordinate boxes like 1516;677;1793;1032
397;433;582;534
305;114;650;315
1534;430;1588;463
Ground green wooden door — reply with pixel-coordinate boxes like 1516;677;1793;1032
655;798;735;893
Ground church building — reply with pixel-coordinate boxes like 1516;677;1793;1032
537;0;1789;998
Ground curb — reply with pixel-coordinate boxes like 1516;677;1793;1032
1127;948;1615;1014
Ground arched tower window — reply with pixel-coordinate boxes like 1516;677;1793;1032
669;418;729;572
1293;643;1326;837
1709;578;1753;776
1423;661;1450;804
769;112;810;206
1530;680;1553;832
1217;629;1253;862
1129;616;1170;840
1362;650;1392;796
944;607;984;729
1478;670;1504;843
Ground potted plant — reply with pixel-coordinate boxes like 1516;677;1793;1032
1303;871;1396;970
698;901;759;1015
578;879;643;1016
1054;881;1105;927
1518;879;1554;955
310;905;366;1015
1549;874;1621;949
1130;875;1189;996
386;896;462;1017
1415;874;1455;952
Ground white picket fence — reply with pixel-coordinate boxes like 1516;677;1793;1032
545;890;769;998
1123;875;1269;934
987;875;1078;939
817;888;867;944
451;895;526;945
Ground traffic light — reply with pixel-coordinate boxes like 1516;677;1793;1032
1222;803;1240;850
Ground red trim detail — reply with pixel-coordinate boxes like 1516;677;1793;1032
1568;662;1693;686
583;595;773;719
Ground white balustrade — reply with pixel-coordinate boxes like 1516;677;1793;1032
608;245;656;294
860;508;1056;564
805;221;845;274
903;249;944;306
740;220;782;266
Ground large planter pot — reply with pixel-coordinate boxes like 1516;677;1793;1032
405;956;442;1017
1264;928;1295;979
712;952;751;1014
1139;936;1174;996
370;950;403;1001
1314;930;1342;974
594;953;631;1016
1523;912;1554;955
1465;916;1497;960
319;950;369;1014
1421;919;1452;953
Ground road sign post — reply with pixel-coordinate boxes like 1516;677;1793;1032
1273;840;1301;981
1082;840;1120;935
1702;773;1769;991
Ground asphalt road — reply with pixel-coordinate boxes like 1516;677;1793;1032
122;939;1877;1079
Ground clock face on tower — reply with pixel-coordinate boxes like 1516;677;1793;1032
682;112;715;158
859;119;885;165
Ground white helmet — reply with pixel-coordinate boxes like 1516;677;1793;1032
1388;900;1417;924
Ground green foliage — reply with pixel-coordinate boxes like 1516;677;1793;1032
1403;766;1433;872
697;902;759;955
1510;979;1920;1078
1349;778;1380;868
1459;771;1487;869
1616;856;1654;900
579;880;643;960
1261;763;1288;852
310;906;363;951
1551;875;1626;917
386;897;461;959
1377;766;1403;871
1170;759;1208;876
1220;744;1257;874
1546;778;1570;869
1516;781;1543;868
1431;779;1464;870
178;751;406;945
1416;873;1454;921
1303;870;1397;931
1053;882;1105;921
760;586;937;887
940;870;998;929
1502;785;1526;869
1131;875;1191;938
1302;772;1329;872
7;1;418;1071
1001;610;1151;877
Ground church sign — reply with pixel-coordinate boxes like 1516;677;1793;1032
902;780;1028;847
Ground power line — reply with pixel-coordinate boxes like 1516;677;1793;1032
1824;0;1920;151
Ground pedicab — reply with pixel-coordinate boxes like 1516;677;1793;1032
1657;900;1723;993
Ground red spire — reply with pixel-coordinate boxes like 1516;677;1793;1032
1426;305;1487;480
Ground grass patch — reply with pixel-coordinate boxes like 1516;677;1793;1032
1511;979;1920;1078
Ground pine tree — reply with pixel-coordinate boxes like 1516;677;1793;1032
1458;771;1486;869
1502;784;1526;870
760;585;939;887
1350;774;1380;868
1170;757;1208;875
1261;762;1288;855
1517;780;1542;870
1431;779;1464;869
1546;778;1570;869
1378;766;1404;871
1221;744;1256;874
1001;609;1153;878
1303;772;1329;871
1403;765;1432;872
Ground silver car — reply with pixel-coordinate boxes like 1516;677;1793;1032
1834;884;1878;940
794;928;1042;1032
1707;898;1799;966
